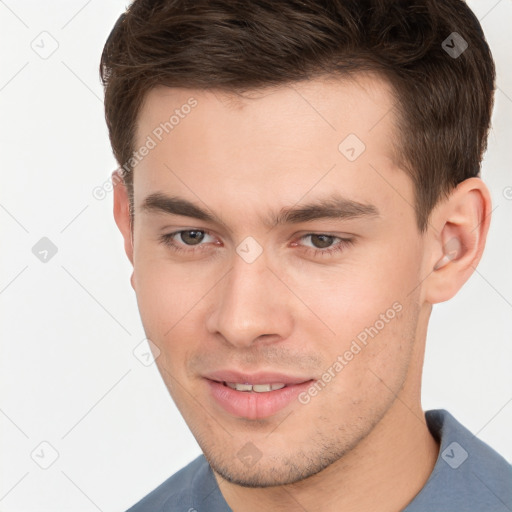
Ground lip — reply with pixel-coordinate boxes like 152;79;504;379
204;370;314;420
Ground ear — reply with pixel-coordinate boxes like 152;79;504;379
423;177;492;305
112;169;134;268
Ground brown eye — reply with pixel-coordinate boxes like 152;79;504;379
308;234;336;249
297;234;355;258
178;230;206;245
159;229;216;254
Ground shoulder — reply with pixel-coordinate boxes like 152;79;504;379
405;409;512;512
125;454;229;512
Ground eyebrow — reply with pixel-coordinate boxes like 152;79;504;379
140;192;380;228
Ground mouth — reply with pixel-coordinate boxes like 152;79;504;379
204;371;315;419
221;382;287;392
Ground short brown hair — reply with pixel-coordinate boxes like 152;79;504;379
100;0;495;233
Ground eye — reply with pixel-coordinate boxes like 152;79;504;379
159;229;218;254
293;234;355;257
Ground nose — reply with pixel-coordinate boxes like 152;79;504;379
206;250;294;349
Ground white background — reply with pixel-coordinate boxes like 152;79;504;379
0;1;511;511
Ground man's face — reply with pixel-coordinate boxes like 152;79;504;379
126;75;431;486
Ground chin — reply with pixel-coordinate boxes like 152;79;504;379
205;446;347;488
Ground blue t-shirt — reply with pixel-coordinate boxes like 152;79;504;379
126;409;512;511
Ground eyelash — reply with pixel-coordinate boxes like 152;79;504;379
158;230;355;258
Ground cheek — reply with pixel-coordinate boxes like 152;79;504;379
282;263;408;342
291;249;420;387
132;255;229;382
283;232;421;323
134;266;201;395
133;237;213;313
132;257;204;346
309;298;418;427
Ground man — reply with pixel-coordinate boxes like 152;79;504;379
100;0;511;510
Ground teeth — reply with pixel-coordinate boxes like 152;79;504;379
225;382;286;392
226;382;252;391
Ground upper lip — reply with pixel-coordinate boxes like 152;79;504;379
204;370;313;385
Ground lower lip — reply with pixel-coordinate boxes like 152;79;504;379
206;379;314;419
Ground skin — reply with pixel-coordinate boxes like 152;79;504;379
113;74;491;512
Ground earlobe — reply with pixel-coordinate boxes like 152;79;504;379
423;177;492;304
112;169;135;267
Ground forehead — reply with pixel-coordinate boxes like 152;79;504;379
132;75;411;230
137;73;397;138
